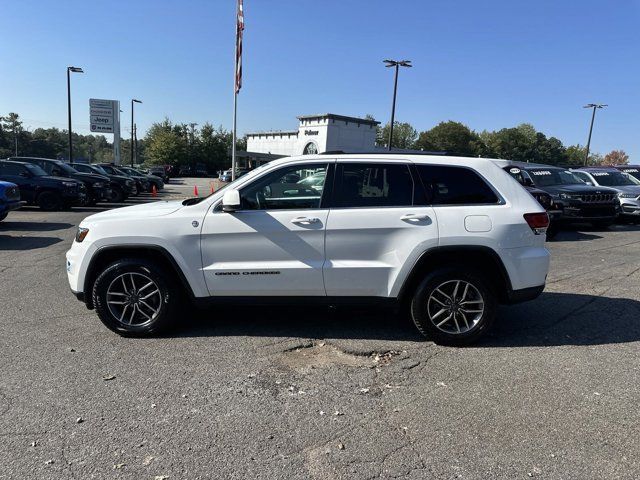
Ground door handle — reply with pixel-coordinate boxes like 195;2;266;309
400;213;431;221
291;216;320;224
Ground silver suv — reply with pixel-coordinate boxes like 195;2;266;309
572;167;640;222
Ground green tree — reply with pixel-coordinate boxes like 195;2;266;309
145;119;187;166
378;121;418;149
482;124;537;162
415;121;482;156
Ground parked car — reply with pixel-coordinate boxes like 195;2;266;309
70;163;136;203
96;164;150;195
9;157;110;206
67;153;550;346
0;160;85;211
118;166;164;191
219;169;232;182
502;165;562;238
148;166;169;183
0;180;22;221
178;165;193;177
495;161;618;228
612;165;640;183
194;163;208;177
571;167;640;223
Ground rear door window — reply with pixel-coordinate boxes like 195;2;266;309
333;163;414;208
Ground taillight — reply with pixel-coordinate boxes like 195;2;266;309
523;212;549;235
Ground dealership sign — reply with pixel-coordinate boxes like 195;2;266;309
89;98;117;133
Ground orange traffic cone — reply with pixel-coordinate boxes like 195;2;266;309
194;185;199;196
151;184;157;197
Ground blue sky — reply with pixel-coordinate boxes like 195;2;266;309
1;0;638;158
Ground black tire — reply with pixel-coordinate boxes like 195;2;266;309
546;222;559;240
92;258;181;336
108;186;125;203
410;267;497;346
0;212;7;222
37;191;62;211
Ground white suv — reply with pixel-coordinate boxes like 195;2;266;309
66;154;550;345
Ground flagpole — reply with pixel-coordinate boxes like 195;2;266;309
232;85;237;182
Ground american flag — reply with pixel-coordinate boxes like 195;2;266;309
235;0;244;94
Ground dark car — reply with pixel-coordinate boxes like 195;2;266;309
178;165;192;177
9;156;111;206
503;165;562;238
503;162;618;228
117;166;164;191
0;180;22;221
96;164;150;195
148;166;169;183
70;163;135;202
0;160;85;211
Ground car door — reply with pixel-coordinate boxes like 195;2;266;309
323;161;438;297
200;161;332;296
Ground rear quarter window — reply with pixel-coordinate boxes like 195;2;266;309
416;165;499;205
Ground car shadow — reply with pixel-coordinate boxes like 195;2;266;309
173;304;422;342
481;292;640;347
0;221;73;231
0;235;63;250
169;292;640;347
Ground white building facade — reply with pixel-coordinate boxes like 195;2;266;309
246;114;380;157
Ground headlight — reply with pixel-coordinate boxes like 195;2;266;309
93;182;105;188
618;192;638;199
75;227;89;243
62;181;77;187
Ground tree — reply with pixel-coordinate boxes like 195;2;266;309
378;121;418;149
482;125;535;162
145;119;187;166
1;112;23;156
604;150;630;165
415;121;482;156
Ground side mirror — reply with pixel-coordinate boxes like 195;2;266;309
523;178;533;187
585;181;594;186
222;189;241;212
19;171;31;178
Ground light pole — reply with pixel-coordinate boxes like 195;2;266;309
131;99;142;166
383;59;412;151
583;103;607;166
67;66;84;163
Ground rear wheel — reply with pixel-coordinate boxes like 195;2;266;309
410;267;497;346
92;258;181;336
37;191;62;211
108;186;125;203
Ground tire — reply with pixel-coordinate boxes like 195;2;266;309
92;258;181;336
37;191;62;211
546;222;559;240
0;212;7;222
410;267;497;346
108;186;125;203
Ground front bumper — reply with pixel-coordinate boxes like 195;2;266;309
555;200;617;221
620;199;640;216
0;199;23;214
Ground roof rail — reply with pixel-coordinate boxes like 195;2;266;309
320;150;450;156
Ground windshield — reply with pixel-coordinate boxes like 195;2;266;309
57;162;79;174
619;168;640;182
25;164;47;176
528;168;583;187
90;165;109;175
589;171;636;186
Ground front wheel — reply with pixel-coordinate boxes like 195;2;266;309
92;258;181;336
37;191;62;211
410;268;497;346
108;186;125;203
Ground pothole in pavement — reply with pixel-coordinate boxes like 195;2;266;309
279;342;401;373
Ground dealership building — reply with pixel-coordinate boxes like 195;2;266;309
244;113;380;163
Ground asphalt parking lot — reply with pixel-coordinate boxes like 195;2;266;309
1;183;639;479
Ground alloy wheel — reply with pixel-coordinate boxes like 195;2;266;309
106;272;162;326
426;280;485;334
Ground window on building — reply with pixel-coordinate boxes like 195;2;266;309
240;163;329;210
333;163;414;208
417;165;499;205
303;142;318;155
